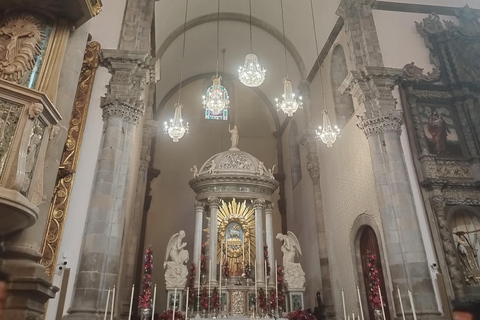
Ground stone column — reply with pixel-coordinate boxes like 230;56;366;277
265;203;275;285
194;201;205;282
65;50;149;320
208;197;220;286
253;199;265;285
342;67;438;317
298;81;334;319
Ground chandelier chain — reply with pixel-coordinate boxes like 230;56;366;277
280;0;288;77
216;0;220;76
310;0;325;109
178;0;189;103
249;0;253;53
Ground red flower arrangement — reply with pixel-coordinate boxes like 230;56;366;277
210;287;220;310
277;266;286;309
200;242;207;276
258;288;268;311
201;287;209;311
158;309;184;320
263;244;271;277
286;309;316;320
269;289;276;308
366;251;383;310
138;246;153;309
187;263;196;306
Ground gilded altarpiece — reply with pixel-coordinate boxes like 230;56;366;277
401;6;480;298
40;41;101;277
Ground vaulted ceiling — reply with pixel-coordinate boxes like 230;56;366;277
154;0;342;128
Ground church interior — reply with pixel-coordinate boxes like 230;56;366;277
0;0;480;320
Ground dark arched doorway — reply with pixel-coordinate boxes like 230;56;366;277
360;226;390;320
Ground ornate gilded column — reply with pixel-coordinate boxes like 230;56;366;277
254;198;265;285
65;50;150;320
341;67;438;318
208;196;220;285
298;81;334;319
265;203;275;285
194;201;205;282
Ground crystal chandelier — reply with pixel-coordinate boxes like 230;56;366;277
164;102;189;142
163;0;189;142
276;0;302;117
239;53;266;87
202;76;230;114
315;110;340;147
203;0;230;114
238;0;266;87
275;78;303;117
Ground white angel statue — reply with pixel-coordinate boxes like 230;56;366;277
276;231;305;289
164;230;190;288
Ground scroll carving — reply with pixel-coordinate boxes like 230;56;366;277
40;41;101;277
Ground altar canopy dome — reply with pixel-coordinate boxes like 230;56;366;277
198;149;267;176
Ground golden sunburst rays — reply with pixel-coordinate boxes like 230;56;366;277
217;198;255;276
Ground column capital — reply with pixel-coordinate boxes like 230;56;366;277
252;198;265;209
101;100;144;124
195;201;205;210
265;203;274;212
357;110;403;137
208;196;221;208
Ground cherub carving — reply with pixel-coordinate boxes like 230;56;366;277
190;165;199;178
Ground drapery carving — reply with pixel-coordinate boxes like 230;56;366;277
40;41;100;277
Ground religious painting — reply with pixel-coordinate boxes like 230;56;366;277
417;104;463;156
225;222;244;250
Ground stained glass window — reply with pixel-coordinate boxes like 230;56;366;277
205;108;228;121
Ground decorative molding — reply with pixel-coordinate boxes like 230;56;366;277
357;111;403;137
40;41;100;278
101;100;143;124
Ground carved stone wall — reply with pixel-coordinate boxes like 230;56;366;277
401;7;480;298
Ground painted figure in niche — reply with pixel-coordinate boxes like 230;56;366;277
427;109;450;154
456;231;480;285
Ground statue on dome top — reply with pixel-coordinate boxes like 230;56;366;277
228;124;239;150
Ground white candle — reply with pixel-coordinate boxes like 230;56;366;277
151;284;157;320
397;287;405;320
265;260;268;304
358;316;360;320
348;316;351;320
243;243;245;265
378;286;386;320
356;286;364;320
197;260;201;298
408;289;417;320
255;259;258;312
186;287;190;319
341;289;346;320
128;284;135;320
248;242;251;265
219;261;222;312
173;288;177;320
110;286;115;320
208;259;212;313
104;288;111;320
352;311;355;320
275;260;278;312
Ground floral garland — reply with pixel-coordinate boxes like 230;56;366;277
286;309;316;320
210;287;220;310
138;246;153;309
263;243;271;277
187;263;196;306
277;266;286;309
201;287;209;311
158;309;184;320
367;251;383;310
201;242;207;276
258;288;268;311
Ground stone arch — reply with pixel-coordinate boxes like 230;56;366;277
289;120;302;188
330;44;354;128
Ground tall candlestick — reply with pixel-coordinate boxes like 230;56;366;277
243;243;245;265
248;242;251;265
255;259;258;313
348;315;351;320
173;288;177;320
152;284;157;320
265;260;268;305
128;284;135;320
275;260;278;315
186;287;190;319
209;259;212;314
104;288;111;320
352;311;355;320
341;289;346;320
219;261;222;313
110;286;115;320
397;287;405;320
356;286;364;320
408;289;417;320
378;286;386;320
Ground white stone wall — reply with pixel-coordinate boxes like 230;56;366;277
45;0;128;318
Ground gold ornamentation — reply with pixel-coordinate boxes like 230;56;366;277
231;291;246;315
40;41;100;278
0;12;45;82
217;199;255;275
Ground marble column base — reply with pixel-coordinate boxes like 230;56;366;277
63;311;109;320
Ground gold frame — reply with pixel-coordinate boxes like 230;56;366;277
217;198;255;275
40;41;101;278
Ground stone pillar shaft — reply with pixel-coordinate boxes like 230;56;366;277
265;204;275;285
194;201;204;282
208;197;220;285
254;199;265;285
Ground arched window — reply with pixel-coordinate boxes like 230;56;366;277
330;45;354;128
289;120;302;187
